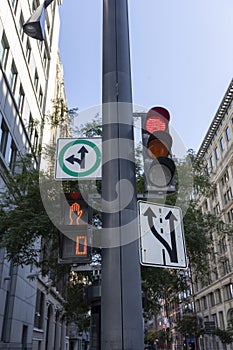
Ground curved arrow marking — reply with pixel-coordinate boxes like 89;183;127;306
65;146;88;169
143;208;178;264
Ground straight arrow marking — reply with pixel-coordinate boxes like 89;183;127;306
143;207;178;264
65;146;89;169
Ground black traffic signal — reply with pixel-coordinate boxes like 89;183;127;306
141;107;176;193
58;192;91;264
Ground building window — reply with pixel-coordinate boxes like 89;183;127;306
219;311;225;329
0;112;3;142
219;237;227;254
212;314;218;327
21;325;28;350
34;70;39;92
17;84;25;115
215;289;222;304
215;146;219;160
222;259;231;275
39;88;43;108
0;32;9;70
227;208;233;223
214;203;220;216
8;141;17;172
212;268;218;281
46;15;51;34
8;60;17;94
221;170;229;187
18;12;25;41
210;155;215;168
204;200;208;210
209;293;215;307
25;39;31;63
196;299;200;312
202;296;207;309
32;0;40;12
43;50;48;70
226;126;231;141
11;0;18;14
220;137;225;151
28;114;34;140
224;188;232;205
34;289;45;329
33;129;39;152
226;283;233;299
0;120;10;157
211;187;218;200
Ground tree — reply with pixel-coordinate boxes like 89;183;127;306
0;154;59;267
213;328;233;345
177;309;202;338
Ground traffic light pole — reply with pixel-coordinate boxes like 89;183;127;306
101;0;144;349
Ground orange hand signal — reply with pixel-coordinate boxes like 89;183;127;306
69;202;83;225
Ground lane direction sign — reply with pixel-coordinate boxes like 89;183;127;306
55;138;102;180
138;200;187;269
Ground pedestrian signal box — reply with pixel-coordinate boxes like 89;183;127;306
59;192;91;264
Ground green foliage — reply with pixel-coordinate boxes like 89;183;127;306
177;310;202;337
75;114;102;137
63;273;90;329
48;98;78;127
141;267;184;317
183;204;214;278
0;155;59;267
144;328;157;345
213;328;233;344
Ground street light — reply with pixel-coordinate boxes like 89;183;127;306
23;0;54;41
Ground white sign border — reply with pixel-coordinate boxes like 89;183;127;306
138;200;187;269
55;137;102;180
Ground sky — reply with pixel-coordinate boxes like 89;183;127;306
58;0;233;154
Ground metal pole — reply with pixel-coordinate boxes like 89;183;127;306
101;0;144;349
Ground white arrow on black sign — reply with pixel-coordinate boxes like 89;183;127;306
138;201;187;269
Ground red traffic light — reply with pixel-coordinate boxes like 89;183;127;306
145;107;170;133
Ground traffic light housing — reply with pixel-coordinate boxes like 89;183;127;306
141;107;176;193
58;192;91;264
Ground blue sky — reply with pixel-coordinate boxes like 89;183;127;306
59;0;233;154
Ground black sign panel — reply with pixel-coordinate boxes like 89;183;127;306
58;225;91;264
204;321;216;334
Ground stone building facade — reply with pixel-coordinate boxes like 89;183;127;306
193;78;233;350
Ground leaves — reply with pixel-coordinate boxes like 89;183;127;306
0;154;58;267
177;310;202;337
75;114;102;137
213;328;233;344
